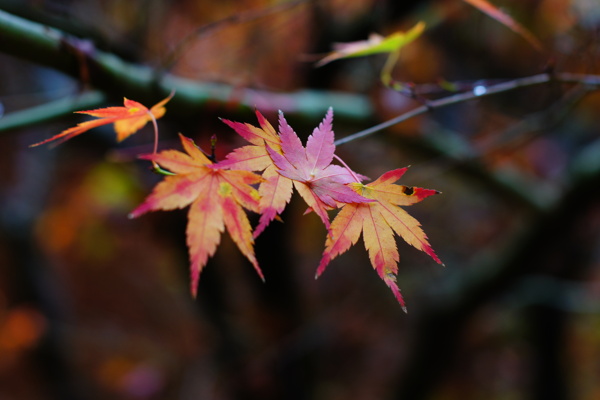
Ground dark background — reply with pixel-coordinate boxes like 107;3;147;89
0;0;599;399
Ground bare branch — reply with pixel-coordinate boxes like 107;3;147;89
334;72;600;146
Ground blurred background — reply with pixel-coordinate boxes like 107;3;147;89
0;0;600;399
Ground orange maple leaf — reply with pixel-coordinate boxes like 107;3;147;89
30;94;173;147
129;134;263;297
220;110;293;237
316;168;443;311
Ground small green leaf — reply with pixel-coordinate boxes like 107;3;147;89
316;22;425;67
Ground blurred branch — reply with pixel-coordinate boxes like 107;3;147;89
335;72;600;145
3;7;597;140
0;7;584;216
0;0;144;61
0;9;372;122
393;137;600;399
0;8;591;218
0;91;105;133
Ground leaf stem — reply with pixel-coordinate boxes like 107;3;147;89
147;111;159;156
333;154;362;183
145;110;175;176
381;50;400;88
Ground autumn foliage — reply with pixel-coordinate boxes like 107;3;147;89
33;98;441;310
9;0;600;397
27;0;547;309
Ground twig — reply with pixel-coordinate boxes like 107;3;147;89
334;72;600;146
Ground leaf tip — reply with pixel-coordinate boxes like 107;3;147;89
253;263;266;283
190;270;200;299
127;207;145;219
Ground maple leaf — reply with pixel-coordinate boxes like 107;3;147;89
129;133;263;297
316;168;443;311
219;110;293;237
220;108;369;233
30;93;173;147
266;108;371;228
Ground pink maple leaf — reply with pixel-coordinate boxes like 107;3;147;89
267;108;371;228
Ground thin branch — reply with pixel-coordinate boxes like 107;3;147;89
334;72;600;146
356;83;591;215
2;8;598;220
4;7;598;142
0;0;143;61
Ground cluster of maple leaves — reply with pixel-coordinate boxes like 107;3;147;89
32;95;442;311
27;1;549;311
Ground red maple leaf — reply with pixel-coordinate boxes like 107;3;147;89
30;94;173;147
129;134;263;296
316;168;443;311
